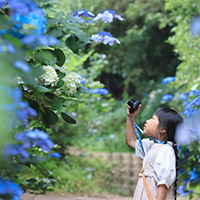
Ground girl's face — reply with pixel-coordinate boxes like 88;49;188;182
143;114;160;139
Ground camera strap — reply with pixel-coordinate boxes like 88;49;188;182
131;118;173;156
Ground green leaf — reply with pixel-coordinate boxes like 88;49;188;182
44;92;62;110
56;70;66;78
27;178;37;183
34;49;57;65
65;25;90;43
79;86;89;94
61;112;76;124
56;79;64;88
65;35;83;54
53;49;66;67
42;108;58;125
37;86;52;93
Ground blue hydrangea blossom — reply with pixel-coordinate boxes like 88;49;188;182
3;144;29;159
0;178;24;199
91;31;120;46
190;15;200;37
13;60;30;73
70;9;94;24
93;9;124;23
0;0;59;47
15;129;54;152
92;88;109;95
161;76;175;85
161;94;174;102
71;9;94;18
48;152;61;158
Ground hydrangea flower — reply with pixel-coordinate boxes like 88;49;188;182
12;88;37;121
91;31;120;46
0;41;15;54
161;76;175;85
70;9;94;24
2;88;37;123
92;88;109;95
176;112;200;144
63;72;81;94
0;178;24;199
179;92;189;101
186;96;200;108
13;60;30;73
190;15;200;37
48;152;61;158
110;134;115;139
177;185;193;197
93;9;124;23
189;167;199;182
71;9;94;18
161;94;174;102
3;144;29;159
189;89;200;96
15;129;54;152
41;65;59;87
1;0;59;47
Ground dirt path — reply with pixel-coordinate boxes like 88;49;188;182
22;193;131;200
22;193;190;200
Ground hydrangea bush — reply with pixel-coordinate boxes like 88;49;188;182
0;0;124;198
160;0;200;197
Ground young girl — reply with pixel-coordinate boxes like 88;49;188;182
126;105;183;200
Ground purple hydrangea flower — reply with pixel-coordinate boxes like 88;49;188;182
162;94;174;102
93;9;124;23
161;76;175;85
91;31;120;46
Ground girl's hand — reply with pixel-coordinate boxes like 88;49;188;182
127;104;141;120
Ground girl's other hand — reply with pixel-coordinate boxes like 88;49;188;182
127;104;141;120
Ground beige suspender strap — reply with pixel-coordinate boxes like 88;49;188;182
142;170;154;200
142;160;154;200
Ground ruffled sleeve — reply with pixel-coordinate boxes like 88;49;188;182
135;139;154;159
153;146;176;189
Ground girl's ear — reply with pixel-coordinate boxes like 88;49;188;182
160;128;167;135
159;129;168;141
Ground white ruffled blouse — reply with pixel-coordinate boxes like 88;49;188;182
133;139;176;200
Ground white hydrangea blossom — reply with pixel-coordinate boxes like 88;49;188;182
63;72;81;94
41;65;59;87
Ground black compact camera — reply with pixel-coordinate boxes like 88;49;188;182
127;99;141;114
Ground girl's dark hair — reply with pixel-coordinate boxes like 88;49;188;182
154;107;183;200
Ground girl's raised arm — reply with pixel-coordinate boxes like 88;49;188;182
125;105;141;149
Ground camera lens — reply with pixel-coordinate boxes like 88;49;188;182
127;99;141;114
